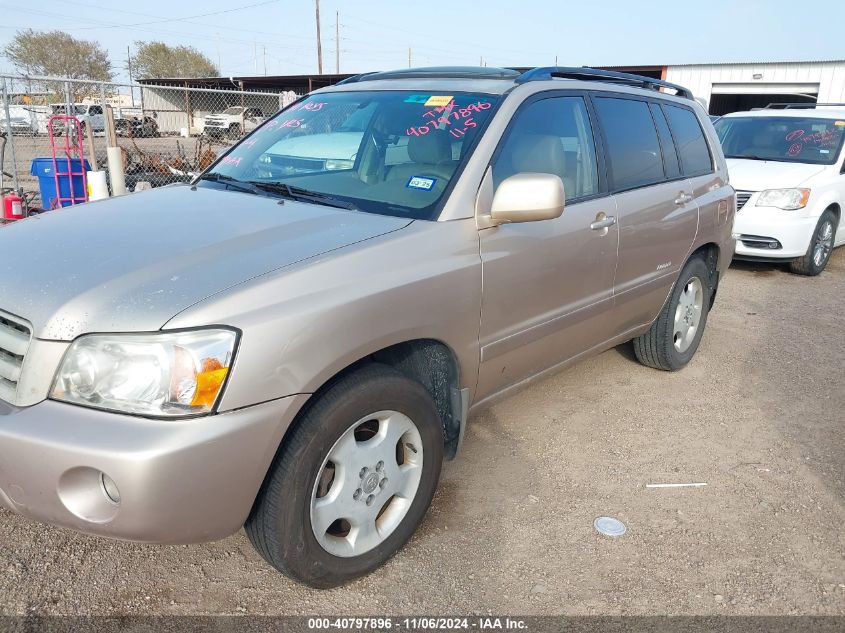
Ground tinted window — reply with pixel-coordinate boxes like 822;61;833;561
493;96;599;201
594;97;663;190
663;105;712;176
650;103;681;179
89;106;103;115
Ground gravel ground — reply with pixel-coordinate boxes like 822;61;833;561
1;250;844;616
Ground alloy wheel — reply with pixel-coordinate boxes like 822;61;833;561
813;220;834;268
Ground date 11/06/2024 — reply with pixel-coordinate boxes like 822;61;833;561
407;100;492;139
307;616;528;630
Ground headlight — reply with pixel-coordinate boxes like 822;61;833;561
755;188;810;210
51;329;237;417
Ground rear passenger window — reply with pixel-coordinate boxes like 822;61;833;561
649;103;682;180
492;96;599;201
594;97;664;191
663;105;713;176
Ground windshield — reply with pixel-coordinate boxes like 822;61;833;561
221;107;243;115
715;115;845;164
201;90;500;219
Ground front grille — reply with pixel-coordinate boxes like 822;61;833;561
736;190;754;210
0;310;32;405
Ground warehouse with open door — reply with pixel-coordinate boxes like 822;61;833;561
665;60;845;116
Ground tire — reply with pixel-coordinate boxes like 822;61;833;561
633;255;713;371
228;123;242;140
789;209;838;276
246;363;444;588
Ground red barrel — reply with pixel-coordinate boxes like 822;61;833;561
2;192;24;221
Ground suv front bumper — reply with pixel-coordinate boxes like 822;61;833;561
0;395;306;543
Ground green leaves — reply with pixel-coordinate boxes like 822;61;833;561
130;42;219;80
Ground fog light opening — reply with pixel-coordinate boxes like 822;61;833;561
100;472;121;505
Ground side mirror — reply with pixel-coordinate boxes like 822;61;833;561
491;173;565;224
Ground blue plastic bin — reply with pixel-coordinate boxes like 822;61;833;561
30;157;91;209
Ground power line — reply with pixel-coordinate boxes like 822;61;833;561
0;5;308;53
68;0;283;31
56;0;314;41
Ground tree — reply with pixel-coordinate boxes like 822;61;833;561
131;42;219;79
3;29;112;98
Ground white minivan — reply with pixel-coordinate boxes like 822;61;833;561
714;107;845;275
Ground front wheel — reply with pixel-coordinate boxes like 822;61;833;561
789;209;838;276
246;364;444;588
633;255;713;371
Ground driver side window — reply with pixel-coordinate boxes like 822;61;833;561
492;96;599;201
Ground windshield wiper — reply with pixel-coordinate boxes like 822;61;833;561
725;154;771;161
196;172;267;196
247;181;358;210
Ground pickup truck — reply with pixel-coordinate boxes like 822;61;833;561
50;104;105;134
203;106;266;139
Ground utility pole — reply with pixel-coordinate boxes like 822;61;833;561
335;10;340;74
315;0;323;74
263;46;267;75
215;33;222;73
126;45;135;106
408;48;412;68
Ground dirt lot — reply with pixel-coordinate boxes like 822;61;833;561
1;251;843;616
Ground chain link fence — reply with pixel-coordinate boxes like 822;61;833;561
1;74;299;209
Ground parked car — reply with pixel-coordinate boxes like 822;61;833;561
715;107;845;275
0;106;39;135
203;106;266;139
0;67;734;588
115;115;160;138
50;103;105;135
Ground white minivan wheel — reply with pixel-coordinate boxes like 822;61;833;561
790;209;838;276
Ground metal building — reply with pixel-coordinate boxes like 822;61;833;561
665;60;845;115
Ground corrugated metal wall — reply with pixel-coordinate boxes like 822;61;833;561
666;61;845;111
140;87;283;134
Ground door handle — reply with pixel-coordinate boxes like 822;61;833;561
590;214;617;231
674;192;694;205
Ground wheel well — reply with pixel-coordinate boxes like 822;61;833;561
283;339;463;462
825;203;841;223
370;340;461;457
689;243;720;308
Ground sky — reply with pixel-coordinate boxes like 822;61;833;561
1;0;844;82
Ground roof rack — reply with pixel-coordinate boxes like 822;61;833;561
338;66;521;84
515;66;694;100
763;102;845;109
335;72;378;85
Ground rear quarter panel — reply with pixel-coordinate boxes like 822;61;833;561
695;107;736;276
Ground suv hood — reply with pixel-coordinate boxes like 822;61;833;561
0;185;411;340
726;158;827;190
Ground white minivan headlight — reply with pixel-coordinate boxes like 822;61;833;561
755;188;810;210
51;329;237;417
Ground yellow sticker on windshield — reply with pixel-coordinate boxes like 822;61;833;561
424;95;453;107
835;121;845;126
